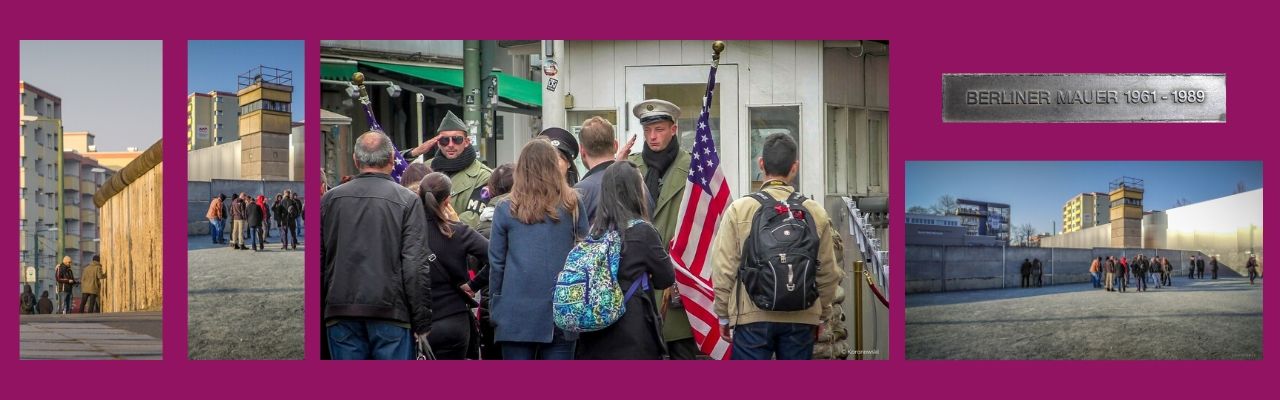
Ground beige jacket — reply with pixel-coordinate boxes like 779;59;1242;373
711;185;841;328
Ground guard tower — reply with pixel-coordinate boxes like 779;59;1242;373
1109;176;1144;248
237;66;293;180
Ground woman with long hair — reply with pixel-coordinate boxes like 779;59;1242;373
488;139;588;360
574;161;675;360
418;172;489;359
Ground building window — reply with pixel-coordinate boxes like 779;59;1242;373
748;106;801;192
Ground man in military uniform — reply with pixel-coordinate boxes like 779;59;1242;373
402;110;492;228
627;99;699;359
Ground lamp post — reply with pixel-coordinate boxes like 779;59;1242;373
28;224;58;304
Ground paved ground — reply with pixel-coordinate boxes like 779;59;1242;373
20;312;162;360
907;276;1261;360
187;232;304;360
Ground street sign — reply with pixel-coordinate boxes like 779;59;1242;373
25;267;36;283
942;74;1226;122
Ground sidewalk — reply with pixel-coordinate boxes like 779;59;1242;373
20;312;163;360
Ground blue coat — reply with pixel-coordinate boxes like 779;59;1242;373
488;199;589;343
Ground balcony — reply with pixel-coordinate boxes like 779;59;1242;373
80;180;96;194
64;238;81;251
64;205;81;218
81;209;96;224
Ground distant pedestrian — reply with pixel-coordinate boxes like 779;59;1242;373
20;284;36;315
1032;258;1044;287
80;255;106;313
37;291;53;314
1089;257;1102;288
1210;256;1219;280
246;193;265;251
55;256;77;314
1188;255;1197;280
1246;255;1259;285
230;193;248;250
1197;256;1206;279
207;195;225;244
1020;258;1032;288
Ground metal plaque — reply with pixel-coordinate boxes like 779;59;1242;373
942;74;1226;122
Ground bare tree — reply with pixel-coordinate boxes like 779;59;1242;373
1174;198;1190;207
932;195;957;215
1235;181;1247;194
1012;223;1037;246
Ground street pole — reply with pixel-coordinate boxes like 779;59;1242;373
463;40;483;163
480;40;498;166
541;40;566;130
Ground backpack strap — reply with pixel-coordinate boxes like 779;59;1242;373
622;274;650;304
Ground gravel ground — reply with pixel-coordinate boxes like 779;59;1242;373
906;276;1261;360
187;236;304;360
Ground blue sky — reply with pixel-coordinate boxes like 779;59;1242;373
188;40;305;121
20;40;162;151
906;161;1263;235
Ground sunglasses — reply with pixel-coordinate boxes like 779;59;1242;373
439;136;466;146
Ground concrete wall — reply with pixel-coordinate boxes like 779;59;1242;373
906;245;1219;294
187;179;305;235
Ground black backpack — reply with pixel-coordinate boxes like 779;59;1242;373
738;190;821;312
286;199;298;217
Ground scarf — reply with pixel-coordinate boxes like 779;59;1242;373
431;145;478;175
641;138;680;203
256;195;267;217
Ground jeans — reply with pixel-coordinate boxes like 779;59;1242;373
327;320;413;360
209;219;222;243
59;291;73;313
501;334;577;360
730;322;817;360
247;225;262;248
1090;272;1101;288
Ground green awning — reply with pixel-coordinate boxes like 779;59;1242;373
360;60;541;107
320;62;358;82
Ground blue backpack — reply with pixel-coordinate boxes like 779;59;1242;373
553;219;650;333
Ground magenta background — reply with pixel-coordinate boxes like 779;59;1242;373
2;0;1272;397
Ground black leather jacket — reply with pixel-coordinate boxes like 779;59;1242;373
321;172;433;333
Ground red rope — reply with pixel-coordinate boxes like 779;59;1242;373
865;275;889;308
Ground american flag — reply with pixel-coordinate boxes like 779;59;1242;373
668;62;732;360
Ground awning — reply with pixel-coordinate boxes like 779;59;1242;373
360;60;541;107
320;61;358;82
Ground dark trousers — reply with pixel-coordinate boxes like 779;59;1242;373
1212;269;1218;279
1197;268;1205;279
428;312;474;360
1135;273;1147;291
282;220;298;248
79;293;100;313
666;338;701;360
1021;274;1030;288
1188;268;1195;279
730;322;817;360
327;320;413;360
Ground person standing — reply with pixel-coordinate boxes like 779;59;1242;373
1104;257;1116;292
230;193;248;250
1161;256;1173;287
575;161;676;360
418;172;490;360
54;256;77;314
1020;259;1032;288
711;133;840;360
280;190;300;250
488;139;589;360
20;284;36;315
79;255;106;313
1246;255;1260;285
1089;257;1102;288
538;127;582;186
572;116;618;221
1032;258;1044;288
206;195;225;244
1197;256;1206;279
246;194;265;251
1188;255;1197;280
1210;256;1219;280
1133;254;1148;292
410;111;493;228
321;131;433;360
626;99;699;359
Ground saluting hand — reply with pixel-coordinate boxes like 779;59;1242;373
410;136;440;158
615;133;638;162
